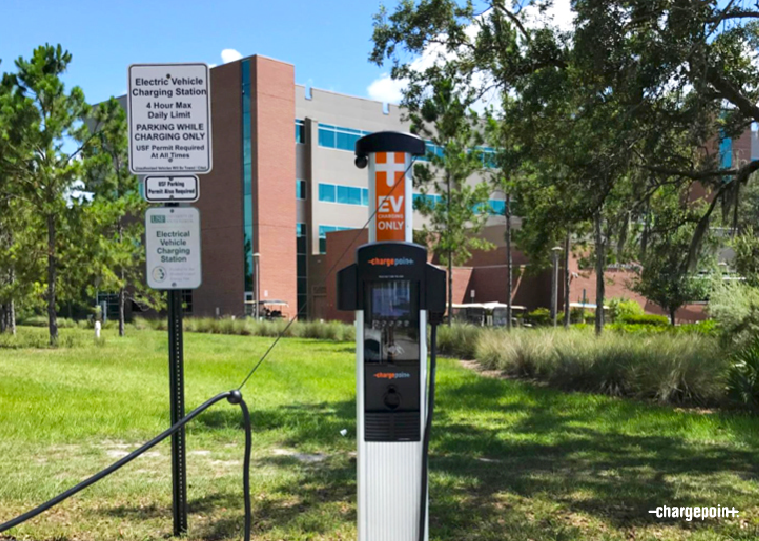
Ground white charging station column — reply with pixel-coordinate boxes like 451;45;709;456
361;142;426;541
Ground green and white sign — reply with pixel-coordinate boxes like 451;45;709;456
145;207;202;290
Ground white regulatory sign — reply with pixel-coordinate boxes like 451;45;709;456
145;207;202;290
128;63;212;174
144;176;199;203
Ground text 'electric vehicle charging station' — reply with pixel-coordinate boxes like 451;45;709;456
338;132;446;541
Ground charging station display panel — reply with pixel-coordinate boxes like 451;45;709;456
363;279;421;442
364;280;419;362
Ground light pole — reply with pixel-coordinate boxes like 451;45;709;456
551;246;563;327
253;253;261;319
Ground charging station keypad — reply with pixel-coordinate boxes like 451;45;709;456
363;280;421;441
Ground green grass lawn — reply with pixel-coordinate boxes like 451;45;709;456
2;327;759;540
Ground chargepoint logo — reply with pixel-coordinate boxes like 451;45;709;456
368;257;414;267
374;372;411;380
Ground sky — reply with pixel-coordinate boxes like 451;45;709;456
0;0;415;105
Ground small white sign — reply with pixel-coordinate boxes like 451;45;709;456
145;207;202;290
144;176;199;203
128;63;212;174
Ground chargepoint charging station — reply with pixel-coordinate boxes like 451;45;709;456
338;132;445;541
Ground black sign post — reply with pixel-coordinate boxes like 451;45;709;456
167;287;187;535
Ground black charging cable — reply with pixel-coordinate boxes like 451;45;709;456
419;321;439;541
0;390;253;541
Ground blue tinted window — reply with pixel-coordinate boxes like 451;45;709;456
338;185;361;205
318;124;373;150
490;200;506;215
318;184;336;203
319;127;335;148
295;120;305;144
241;59;254;294
319;183;367;206
336;131;360;151
297;180;307;200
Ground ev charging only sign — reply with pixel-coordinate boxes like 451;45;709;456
128;63;212;174
145;207;202;290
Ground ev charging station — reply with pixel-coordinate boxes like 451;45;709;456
338;132;446;541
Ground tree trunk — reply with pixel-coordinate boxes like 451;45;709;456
505;192;512;331
447;171;452;327
670;309;676;326
447;251;453;327
9;268;16;336
0;304;5;333
594;211;605;336
564;232;571;329
47;213;58;346
9;297;15;336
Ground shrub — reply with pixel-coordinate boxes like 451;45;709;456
18;316;79;328
674;319;718;336
435;324;481;358
607;323;668;334
131;316;151;331
472;328;726;405
167;316;355;342
607;297;644;323
619;313;669;327
0;330;83;349
709;279;759;349
727;339;759;412
526;308;551;326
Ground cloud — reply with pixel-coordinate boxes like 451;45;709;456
365;0;574;110
208;63;217;68
522;0;575;33
367;73;406;104
221;49;243;64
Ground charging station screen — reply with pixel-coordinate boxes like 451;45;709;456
364;280;419;363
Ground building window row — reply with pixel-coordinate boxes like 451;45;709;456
314;121;497;167
242;60;254;295
297;224;307;317
417;144;497;167
318;124;372;151
318;183;369;206
319;225;353;254
413;193;506;215
297;179;307;200
296;119;305;144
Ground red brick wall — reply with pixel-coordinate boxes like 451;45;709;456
251;56;297;317
734;127;754;165
193;63;244;317
323;229;368;321
450;268;475;304
566;256;707;323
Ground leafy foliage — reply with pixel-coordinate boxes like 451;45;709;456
727;338;759;412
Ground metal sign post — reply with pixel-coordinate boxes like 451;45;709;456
128;62;211;537
167;287;187;535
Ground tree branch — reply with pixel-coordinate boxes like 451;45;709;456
705;69;759;124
